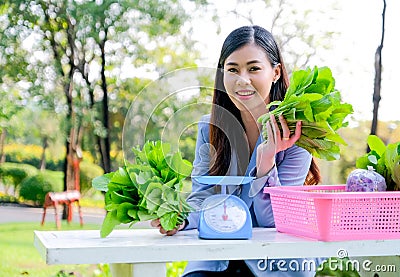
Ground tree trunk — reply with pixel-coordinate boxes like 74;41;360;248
99;33;111;173
40;137;48;170
77;31;111;174
369;0;386;141
0;129;7;163
63;80;73;191
62;81;73;220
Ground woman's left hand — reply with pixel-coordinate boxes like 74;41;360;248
256;114;301;177
150;218;185;236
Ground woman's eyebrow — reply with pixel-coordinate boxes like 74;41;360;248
225;60;262;66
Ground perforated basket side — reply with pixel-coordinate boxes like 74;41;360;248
326;196;400;240
269;190;320;239
266;186;400;241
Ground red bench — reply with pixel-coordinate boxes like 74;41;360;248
41;190;83;229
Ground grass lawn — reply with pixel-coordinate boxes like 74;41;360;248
0;222;110;277
0;221;187;277
0;189;190;276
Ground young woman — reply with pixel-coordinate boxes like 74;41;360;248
151;25;322;276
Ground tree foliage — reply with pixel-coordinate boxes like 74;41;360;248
0;0;211;193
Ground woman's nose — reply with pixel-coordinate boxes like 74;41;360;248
236;74;251;86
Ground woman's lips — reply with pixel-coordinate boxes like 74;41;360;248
236;90;256;97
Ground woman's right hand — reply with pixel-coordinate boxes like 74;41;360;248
256;114;301;177
150;219;186;236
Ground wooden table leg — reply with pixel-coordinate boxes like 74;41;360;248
41;207;47;225
53;201;61;230
67;202;73;223
76;200;84;226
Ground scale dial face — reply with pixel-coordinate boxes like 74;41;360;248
203;195;247;233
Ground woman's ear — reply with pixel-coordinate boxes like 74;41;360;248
273;63;281;82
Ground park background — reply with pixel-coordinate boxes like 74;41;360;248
0;0;399;276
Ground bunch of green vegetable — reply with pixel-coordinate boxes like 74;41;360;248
92;140;194;238
356;135;400;191
258;66;353;161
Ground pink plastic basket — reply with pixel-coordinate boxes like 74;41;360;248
263;185;400;241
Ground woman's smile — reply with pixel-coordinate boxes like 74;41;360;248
236;89;256;97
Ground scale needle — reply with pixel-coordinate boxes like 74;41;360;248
222;201;228;221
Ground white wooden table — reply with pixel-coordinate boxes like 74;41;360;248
34;228;400;277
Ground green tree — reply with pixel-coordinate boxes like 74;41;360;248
0;0;212;196
29;109;62;170
0;5;28;163
0;90;26;164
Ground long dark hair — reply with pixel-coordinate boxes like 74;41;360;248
209;25;320;185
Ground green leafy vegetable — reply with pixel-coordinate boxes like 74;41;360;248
355;135;400;191
92;140;194;238
258;66;353;161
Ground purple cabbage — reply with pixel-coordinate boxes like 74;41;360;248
345;167;387;192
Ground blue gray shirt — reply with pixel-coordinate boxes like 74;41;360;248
182;115;324;276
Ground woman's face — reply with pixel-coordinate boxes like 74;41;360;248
223;43;280;115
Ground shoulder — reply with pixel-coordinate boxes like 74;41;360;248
198;114;210;126
197;114;211;137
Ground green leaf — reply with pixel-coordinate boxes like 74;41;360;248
100;210;120;238
145;182;163;213
110;190;136;204
164;177;178;188
92;172;114;192
105;203;119;212
127;209;139;221
170;152;193;179
160;212;178;231
104;190;113;206
116;202;136;224
285;67;315;98
367;135;386;156
157;202;174;218
385;144;400;177
161;167;175;182
297;137;340;161
162;186;179;206
137;209;158;221
303;105;314;122
110;167;132;185
355;155;371;169
392;159;400;185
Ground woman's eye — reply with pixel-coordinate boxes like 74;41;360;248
250;66;261;71
227;68;237;73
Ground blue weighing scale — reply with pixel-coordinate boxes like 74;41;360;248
192;176;255;240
